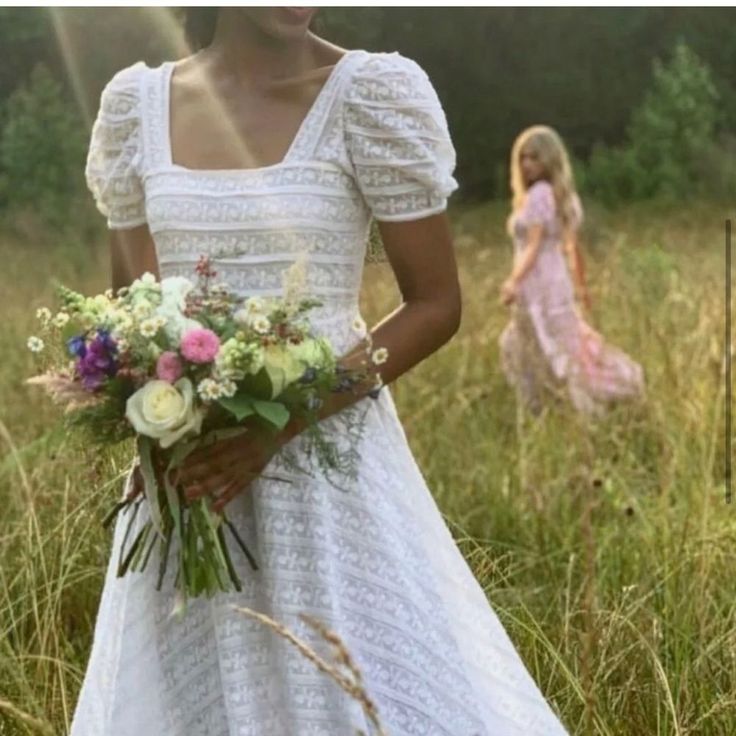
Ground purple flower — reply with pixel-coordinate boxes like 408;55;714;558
66;335;87;358
75;330;119;391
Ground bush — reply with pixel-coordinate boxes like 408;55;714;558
0;63;88;225
585;42;721;203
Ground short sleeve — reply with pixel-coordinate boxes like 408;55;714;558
85;62;147;229
523;180;556;228
344;52;458;222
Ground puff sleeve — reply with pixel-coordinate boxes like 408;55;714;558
524;180;556;228
84;62;147;229
344;52;458;222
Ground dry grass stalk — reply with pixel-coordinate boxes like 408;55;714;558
232;605;387;736
26;370;103;413
0;697;55;736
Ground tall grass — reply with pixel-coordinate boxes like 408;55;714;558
0;199;733;735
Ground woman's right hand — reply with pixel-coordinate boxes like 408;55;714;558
500;277;518;306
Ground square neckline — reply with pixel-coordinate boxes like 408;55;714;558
161;50;359;175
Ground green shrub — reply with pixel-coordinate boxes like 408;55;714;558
0;63;88;225
585;42;721;203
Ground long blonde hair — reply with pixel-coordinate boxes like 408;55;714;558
507;125;579;237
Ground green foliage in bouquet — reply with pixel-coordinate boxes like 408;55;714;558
26;255;381;609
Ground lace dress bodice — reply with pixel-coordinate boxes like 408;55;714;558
85;49;458;353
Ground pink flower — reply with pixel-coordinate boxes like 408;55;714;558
180;328;220;364
156;351;184;383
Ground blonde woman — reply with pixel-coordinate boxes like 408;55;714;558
499;125;644;416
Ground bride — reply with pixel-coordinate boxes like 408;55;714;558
71;8;570;735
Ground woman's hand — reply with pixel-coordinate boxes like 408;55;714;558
126;423;297;513
175;422;296;513
500;276;518;306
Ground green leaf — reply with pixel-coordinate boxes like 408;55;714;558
252;399;290;430
217;393;255;422
138;435;164;539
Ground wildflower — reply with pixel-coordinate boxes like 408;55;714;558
251;316;271;335
133;300;153;320
66;334;87;358
76;330;118;390
352;316;366;333
371;347;389;366
218;378;238;398
36;307;52;325
27;336;45;353
197;378;223;401
139;319;160;338
52;311;70;328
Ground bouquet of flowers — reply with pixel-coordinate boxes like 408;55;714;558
26;255;383;604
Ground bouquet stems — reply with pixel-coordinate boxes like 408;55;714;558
104;436;258;604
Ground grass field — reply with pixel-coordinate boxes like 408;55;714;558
0;198;733;735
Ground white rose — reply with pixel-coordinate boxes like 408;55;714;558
125;377;204;449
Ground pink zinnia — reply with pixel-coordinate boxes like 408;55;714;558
180;328;220;364
156;351;184;383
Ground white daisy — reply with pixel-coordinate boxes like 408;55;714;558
371;347;389;366
52;311;70;328
139;318;159;338
197;378;222;401
27;336;45;353
218;378;238;398
133;300;153;320
251;315;271;335
244;296;267;315
36;307;51;325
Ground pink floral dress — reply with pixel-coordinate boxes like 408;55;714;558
499;180;645;416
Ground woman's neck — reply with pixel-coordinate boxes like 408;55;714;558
205;10;319;85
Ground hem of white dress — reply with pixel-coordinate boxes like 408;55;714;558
373;203;448;223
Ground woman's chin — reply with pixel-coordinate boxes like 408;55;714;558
239;7;317;42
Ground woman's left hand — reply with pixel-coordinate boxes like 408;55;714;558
175;422;297;513
500;277;518;306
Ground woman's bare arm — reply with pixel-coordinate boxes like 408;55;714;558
283;211;461;438
177;211;463;505
509;223;544;285
562;230;591;310
110;224;159;292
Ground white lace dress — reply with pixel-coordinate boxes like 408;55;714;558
71;50;570;736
